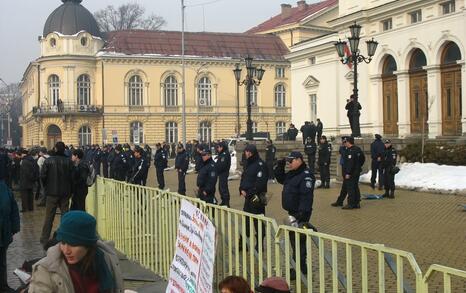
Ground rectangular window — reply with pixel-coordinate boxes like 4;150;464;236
275;67;285;78
382;18;392;31
441;1;455;14
410;10;422;24
310;94;317;122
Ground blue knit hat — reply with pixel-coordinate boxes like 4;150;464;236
56;211;98;246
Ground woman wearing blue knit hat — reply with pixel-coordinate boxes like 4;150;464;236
28;211;124;292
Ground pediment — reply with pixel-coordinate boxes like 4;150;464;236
302;75;320;89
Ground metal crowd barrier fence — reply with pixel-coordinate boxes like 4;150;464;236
86;177;466;292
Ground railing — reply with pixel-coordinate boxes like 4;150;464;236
86;177;466;292
33;103;102;116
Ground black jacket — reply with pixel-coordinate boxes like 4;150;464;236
382;147;397;169
342;145;364;176
371;138;385;160
154;149;168;169
239;154;268;197
304;141;317;157
287;127;298;140
72;161;89;195
175;150;189;172
215;150;231;175
41;154;73;197
318;142;331;166
265;144;276;163
19;156;39;190
197;158;217;196
275;162;315;221
345;100;362;116
129;157;148;185
0;153;11;181
316;121;323;134
111;152;128;181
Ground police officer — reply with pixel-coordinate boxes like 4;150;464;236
111;145;128;181
196;147;217;204
317;135;331;189
128;146;148;186
331;137;349;207
175;144;189;195
107;145;116;179
341;136;365;209
154;143;168;190
239;144;268;250
265;139;276;182
194;144;204;172
316;118;323;141
304;137;317;173
370;134;385;190
101;145;109;178
93;145;102;176
143;144;152;186
215;141;231;207
382;139;397;199
124;144;135;181
275;151;315;276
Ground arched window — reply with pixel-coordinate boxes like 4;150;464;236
198;77;212;106
276;121;286;137
382;55;397;75
275;84;286;107
199;121;212;143
442;42;462;65
251;121;258;133
129;75;143;106
246;84;258;106
77;74;91;106
78;126;92;146
409;49;427;71
164;76;178;106
48;75;60;106
130;121;144;144
165;122;178;144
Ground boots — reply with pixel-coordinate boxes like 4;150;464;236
388;190;395;199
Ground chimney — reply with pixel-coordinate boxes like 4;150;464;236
297;0;308;10
281;4;292;19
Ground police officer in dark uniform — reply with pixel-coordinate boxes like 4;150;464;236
331;137;349;207
154;143;168;189
196;147;217;204
101;145;109;178
194;144;204;172
215;141;231;207
128;146;148;186
345;95;362;137
124;144;135;181
143;144;152;186
382;139;397;199
265;139;276;182
316;118;323;141
107;145;116;179
111;145;128;181
175;144;189;195
304;137;317;173
239;144;268;250
370;134;385;190
341;136;365;209
275;151;315;276
317;135;331;188
93;145;102;176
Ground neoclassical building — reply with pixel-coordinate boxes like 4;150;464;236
287;0;465;138
20;0;291;148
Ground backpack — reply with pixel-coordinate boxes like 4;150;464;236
86;163;96;187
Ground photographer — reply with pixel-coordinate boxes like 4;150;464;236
274;151;315;277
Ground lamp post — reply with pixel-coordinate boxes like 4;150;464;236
334;22;378;137
233;57;265;140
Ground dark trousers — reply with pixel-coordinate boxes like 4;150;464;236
102;162;109;178
307;156;315;173
370;160;383;188
156;168;165;189
218;172;230;205
266;161;274;180
20;188;34;211
336;175;348;205
319;164;330;185
290;214;311;274
93;162;101;176
198;190;216;204
346;172;361;207
243;196;266;250
70;190;88;211
40;195;70;246
142;169;149;186
349;114;361;137
0;246;7;289
177;171;186;195
383;168;395;194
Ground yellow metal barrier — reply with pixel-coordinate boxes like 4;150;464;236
86;177;466;292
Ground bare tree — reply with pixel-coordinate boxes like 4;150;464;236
0;81;22;146
94;3;166;33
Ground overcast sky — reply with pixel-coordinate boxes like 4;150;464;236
0;0;321;84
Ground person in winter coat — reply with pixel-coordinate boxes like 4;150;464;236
0;171;20;293
70;149;90;211
215;141;231;207
286;124;298;141
317;135;332;189
29;211;124;293
175;144;189;195
19;149;39;212
370;134;385;190
382;139;398;199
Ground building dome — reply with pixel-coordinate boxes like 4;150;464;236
43;0;102;38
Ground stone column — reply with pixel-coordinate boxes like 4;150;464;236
369;74;383;135
461;61;466;135
394;70;410;137
425;65;442;138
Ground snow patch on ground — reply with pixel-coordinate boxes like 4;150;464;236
360;162;466;195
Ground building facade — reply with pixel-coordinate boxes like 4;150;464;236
20;0;291;148
287;0;466;138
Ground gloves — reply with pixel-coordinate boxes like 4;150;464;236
288;215;299;228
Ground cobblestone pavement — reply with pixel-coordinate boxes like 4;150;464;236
5;164;466;290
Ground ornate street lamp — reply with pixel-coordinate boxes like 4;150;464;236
334;22;378;137
233;57;265;140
